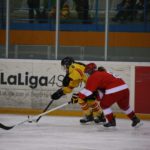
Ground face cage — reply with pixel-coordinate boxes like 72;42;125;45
61;65;69;72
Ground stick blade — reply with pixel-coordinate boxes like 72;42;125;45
0;123;14;130
35;116;41;123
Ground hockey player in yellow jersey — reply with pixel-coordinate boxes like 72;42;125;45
51;57;106;124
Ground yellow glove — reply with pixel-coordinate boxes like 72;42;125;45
71;93;79;104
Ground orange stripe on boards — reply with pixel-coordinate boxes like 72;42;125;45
10;30;55;45
0;30;5;45
109;32;150;48
2;30;103;46
0;30;150;47
60;31;105;46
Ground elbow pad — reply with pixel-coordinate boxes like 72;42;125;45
62;74;71;86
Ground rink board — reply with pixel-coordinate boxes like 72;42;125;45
0;59;150;118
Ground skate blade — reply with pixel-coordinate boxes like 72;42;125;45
80;121;94;125
96;122;106;125
101;125;117;131
134;122;143;128
103;125;116;128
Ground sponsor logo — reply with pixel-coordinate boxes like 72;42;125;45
0;72;64;89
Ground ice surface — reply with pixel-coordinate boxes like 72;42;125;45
0;114;150;150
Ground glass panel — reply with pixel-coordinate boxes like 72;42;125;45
58;0;105;61
1;0;149;61
9;0;55;59
0;0;6;58
108;0;150;62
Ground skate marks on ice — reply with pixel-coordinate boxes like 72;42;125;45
0;114;150;150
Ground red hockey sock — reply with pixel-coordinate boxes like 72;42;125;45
127;111;135;120
106;113;114;122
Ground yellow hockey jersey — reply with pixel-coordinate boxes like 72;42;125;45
63;62;87;94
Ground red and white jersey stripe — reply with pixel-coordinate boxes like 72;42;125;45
79;71;128;99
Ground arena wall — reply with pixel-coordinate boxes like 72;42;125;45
0;59;150;119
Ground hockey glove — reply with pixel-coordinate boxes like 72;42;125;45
71;93;79;104
51;88;65;100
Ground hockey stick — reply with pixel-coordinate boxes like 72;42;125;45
35;99;54;123
0;101;71;130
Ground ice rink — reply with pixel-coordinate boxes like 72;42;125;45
0;114;150;150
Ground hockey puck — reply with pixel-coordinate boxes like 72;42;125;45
27;115;33;123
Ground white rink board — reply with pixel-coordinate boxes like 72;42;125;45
0;59;149;112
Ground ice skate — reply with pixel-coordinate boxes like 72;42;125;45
94;112;106;124
80;114;94;124
103;117;116;127
132;116;143;128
